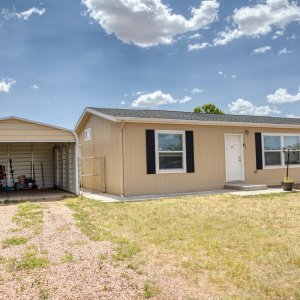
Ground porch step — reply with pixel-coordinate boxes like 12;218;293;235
224;183;267;191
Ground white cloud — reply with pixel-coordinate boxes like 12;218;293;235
267;87;300;104
253;46;271;54
214;0;300;46
0;78;16;93
16;7;46;20
1;7;45;21
191;88;204;94
179;96;192;104
273;29;285;39
278;47;292;54
188;33;201;39
188;42;210;51
131;91;178;107
228;99;281;116
213;28;243;46
30;84;39;90
82;0;219;47
286;114;300;118
232;75;236;78
132;91;147;96
121;101;125;105
218;71;226;77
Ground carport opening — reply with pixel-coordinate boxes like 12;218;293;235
0;142;77;194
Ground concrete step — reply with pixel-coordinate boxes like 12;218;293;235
224;183;267;191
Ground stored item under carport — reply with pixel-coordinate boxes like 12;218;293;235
9;159;15;186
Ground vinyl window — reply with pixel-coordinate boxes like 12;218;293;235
155;130;186;173
85;128;91;141
262;134;300;168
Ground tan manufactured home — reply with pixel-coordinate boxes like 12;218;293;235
0;117;78;194
75;108;300;196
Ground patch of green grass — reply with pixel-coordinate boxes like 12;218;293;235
26;244;37;250
34;227;42;235
68;239;87;246
142;281;160;299
2;236;30;248
12;202;44;230
61;252;74;263
4;199;25;204
10;228;22;232
65;193;300;299
0;256;6;264
39;288;49;299
57;226;71;231
8;252;49;272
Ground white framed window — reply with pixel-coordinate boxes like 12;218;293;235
155;130;186;174
262;133;300;168
85;128;91;141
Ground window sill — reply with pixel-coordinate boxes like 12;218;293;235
156;169;186;174
263;165;300;169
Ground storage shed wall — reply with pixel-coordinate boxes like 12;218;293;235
0;142;54;188
0;119;76;142
123;123;300;196
77;114;123;195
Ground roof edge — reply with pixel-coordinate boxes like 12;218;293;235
74;108;117;132
114;116;300;129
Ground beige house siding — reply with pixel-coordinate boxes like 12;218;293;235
123;122;300;196
77;114;123;195
0;118;75;142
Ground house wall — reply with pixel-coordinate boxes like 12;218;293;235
123;122;300;196
0;119;75;142
77;114;123;195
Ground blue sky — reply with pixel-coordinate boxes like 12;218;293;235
1;0;300;129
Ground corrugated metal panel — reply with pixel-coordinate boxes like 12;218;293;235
33;143;54;188
54;144;77;193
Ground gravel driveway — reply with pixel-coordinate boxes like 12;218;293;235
0;200;148;299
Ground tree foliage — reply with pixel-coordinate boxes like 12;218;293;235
194;104;225;114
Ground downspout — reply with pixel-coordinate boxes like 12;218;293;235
121;121;125;197
72;130;79;196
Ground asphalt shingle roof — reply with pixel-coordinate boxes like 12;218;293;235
89;107;300;126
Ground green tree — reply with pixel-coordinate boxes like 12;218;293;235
194;104;225;114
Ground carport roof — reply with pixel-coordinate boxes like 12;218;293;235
0;116;76;142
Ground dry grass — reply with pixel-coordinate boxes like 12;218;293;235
66;192;300;299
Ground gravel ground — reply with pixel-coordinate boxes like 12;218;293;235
0;200;212;300
0;201;148;300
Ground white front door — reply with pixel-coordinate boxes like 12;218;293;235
225;134;244;182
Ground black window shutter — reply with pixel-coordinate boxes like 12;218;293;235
185;131;194;173
146;130;156;174
255;132;263;170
